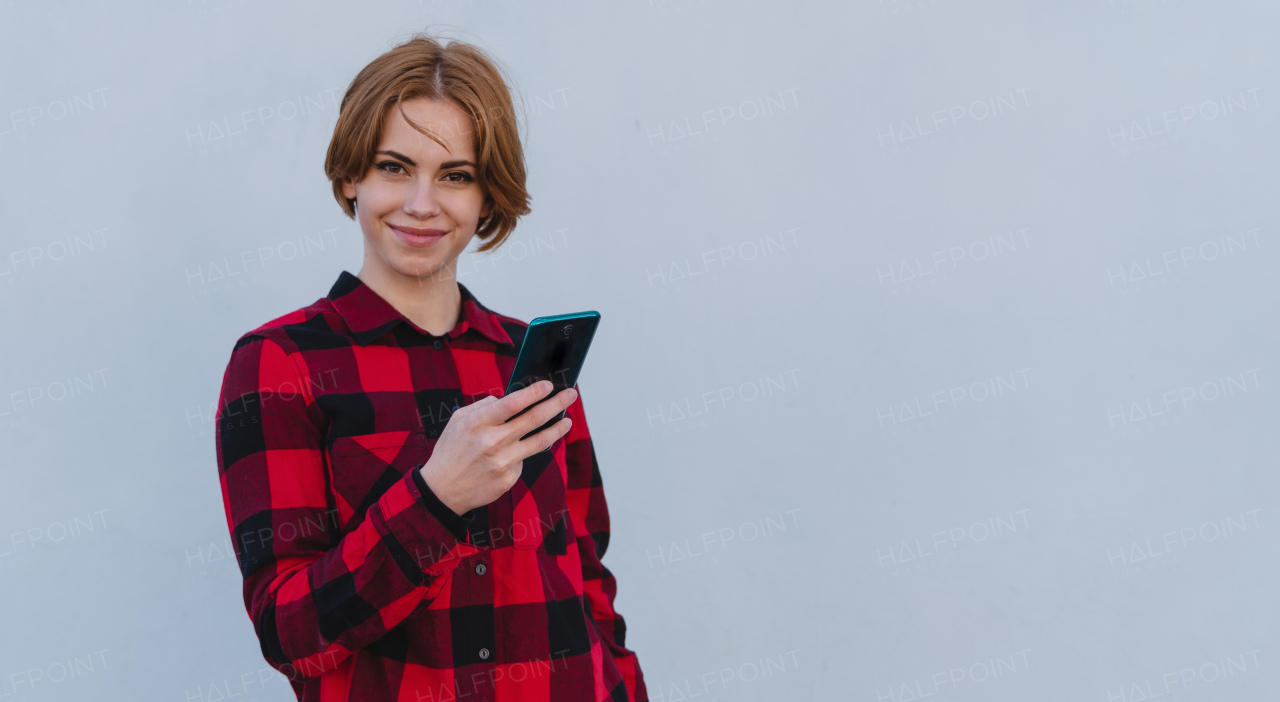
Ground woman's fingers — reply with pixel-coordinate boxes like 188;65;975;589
507;385;577;440
528;415;573;455
481;379;554;424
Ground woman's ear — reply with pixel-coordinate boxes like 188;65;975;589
480;197;493;220
341;179;357;200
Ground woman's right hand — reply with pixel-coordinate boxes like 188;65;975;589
419;379;576;516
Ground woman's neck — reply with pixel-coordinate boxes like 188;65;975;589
356;260;462;337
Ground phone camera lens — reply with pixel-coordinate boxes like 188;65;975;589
563;324;573;336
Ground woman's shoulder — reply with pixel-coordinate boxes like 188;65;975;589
229;295;338;354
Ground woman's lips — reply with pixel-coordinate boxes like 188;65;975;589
389;223;447;248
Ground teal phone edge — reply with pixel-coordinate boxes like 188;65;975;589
503;311;601;445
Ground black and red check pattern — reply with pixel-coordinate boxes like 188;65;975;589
214;270;646;702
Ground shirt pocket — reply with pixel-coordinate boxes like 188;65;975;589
327;430;429;530
509;447;570;554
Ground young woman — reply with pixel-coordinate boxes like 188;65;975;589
214;34;647;702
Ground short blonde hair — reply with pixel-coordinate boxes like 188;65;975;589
324;33;530;252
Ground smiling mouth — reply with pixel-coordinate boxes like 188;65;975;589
389;223;447;247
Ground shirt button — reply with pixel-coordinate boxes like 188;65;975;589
433;340;443;349
478;647;490;660
475;563;487;575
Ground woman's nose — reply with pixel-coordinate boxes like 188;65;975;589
404;180;442;219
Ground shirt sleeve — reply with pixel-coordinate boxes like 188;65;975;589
215;332;483;680
562;386;649;702
411;464;475;542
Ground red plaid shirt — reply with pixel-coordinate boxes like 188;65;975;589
214;270;646;702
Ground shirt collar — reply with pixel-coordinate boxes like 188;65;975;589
327;270;515;347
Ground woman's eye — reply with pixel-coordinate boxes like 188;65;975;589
375;161;406;175
445;172;475;183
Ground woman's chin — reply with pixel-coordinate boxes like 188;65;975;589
391;257;450;283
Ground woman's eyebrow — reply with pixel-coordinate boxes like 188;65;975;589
374;151;476;170
375;150;416;166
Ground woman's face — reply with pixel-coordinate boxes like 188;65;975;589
341;98;490;285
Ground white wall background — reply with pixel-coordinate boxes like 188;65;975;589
2;1;1277;700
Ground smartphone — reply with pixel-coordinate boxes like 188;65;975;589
504;311;600;442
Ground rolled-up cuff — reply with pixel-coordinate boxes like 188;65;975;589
373;471;482;579
411;466;475;543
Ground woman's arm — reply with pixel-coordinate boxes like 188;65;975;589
215;333;480;679
563;387;649;702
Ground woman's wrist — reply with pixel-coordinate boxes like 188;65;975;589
419;463;468;516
